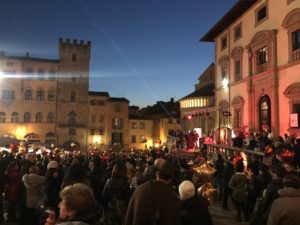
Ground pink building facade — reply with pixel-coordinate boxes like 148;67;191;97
201;0;300;138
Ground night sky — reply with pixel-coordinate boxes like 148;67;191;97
0;0;236;107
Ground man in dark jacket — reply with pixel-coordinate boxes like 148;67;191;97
179;180;213;225
124;161;181;225
267;174;300;225
222;158;234;210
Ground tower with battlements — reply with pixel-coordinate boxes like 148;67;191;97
55;38;91;149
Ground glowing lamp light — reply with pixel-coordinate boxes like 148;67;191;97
222;77;229;88
93;135;102;144
16;126;26;139
187;115;192;120
154;143;160;148
220;129;225;142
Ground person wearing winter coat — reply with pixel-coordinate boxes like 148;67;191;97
267;174;300;225
102;161;131;225
229;162;249;222
4;160;22;222
22;165;45;225
179;180;213;225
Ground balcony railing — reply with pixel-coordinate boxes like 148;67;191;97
256;63;267;74
292;49;300;62
172;144;265;163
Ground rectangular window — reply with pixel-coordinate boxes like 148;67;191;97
72;54;77;62
131;122;137;129
221;36;227;50
257;6;267;22
139;135;146;142
98;127;104;135
234;109;241;128
131;135;136;143
115;104;121;112
90;100;96;105
99;115;105;123
2;90;15;100
91;115;96;123
90;128;95;135
234;25;241;41
98;100;105;106
139;122;145;129
69;128;76;135
256;46;268;65
112;118;123;129
292;29;300;51
235;60;241;81
221;66;227;79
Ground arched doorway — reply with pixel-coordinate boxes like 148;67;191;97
259;95;271;132
45;132;56;148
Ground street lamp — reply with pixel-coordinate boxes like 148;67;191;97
222;77;229;88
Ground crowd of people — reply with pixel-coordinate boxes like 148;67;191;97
0;130;299;225
0;144;213;225
214;131;300;225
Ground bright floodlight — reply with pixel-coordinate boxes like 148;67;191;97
222;77;229;88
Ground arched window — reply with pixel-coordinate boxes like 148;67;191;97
68;117;76;125
11;112;19;123
231;46;244;82
24;112;31;123
69;128;76;135
282;8;300;62
48;90;56;101
37;68;45;80
259;95;271;132
36;112;43;123
25;67;34;79
70;91;76;102
47;112;55;123
37;90;44;101
48;69;56;80
0;112;6;123
232;96;245;129
25;90;33;100
248;30;277;75
68;111;77;117
218;55;229;88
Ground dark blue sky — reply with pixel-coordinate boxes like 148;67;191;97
0;0;236;107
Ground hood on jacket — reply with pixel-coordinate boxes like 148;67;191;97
22;173;45;189
278;187;300;197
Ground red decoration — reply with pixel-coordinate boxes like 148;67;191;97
264;145;273;157
279;149;295;160
232;153;243;167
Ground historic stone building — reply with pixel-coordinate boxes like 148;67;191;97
0;38;91;148
179;63;216;137
128;114;153;150
201;0;300;140
0;39;130;151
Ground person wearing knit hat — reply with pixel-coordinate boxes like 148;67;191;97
47;160;59;170
179;180;195;200
179;180;213;225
